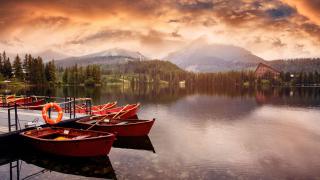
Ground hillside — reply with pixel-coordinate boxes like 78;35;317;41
165;40;265;72
268;58;320;72
56;48;147;67
101;60;184;74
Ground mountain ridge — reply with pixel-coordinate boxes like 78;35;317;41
55;48;147;67
165;41;265;72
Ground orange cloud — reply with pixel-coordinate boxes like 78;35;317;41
282;0;320;25
0;0;319;59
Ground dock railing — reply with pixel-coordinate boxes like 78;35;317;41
0;95;92;134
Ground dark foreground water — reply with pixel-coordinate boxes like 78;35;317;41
1;85;320;179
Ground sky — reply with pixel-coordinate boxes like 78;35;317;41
0;0;319;60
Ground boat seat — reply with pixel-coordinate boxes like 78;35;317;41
116;121;128;125
72;135;90;140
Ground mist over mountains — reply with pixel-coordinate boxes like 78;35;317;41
4;42;320;73
55;48;147;67
6;49;70;62
52;40;266;71
165;40;265;72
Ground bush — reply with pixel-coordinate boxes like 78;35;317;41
84;77;95;86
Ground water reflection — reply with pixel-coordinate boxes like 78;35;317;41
113;136;156;153
22;154;116;179
0;147;116;179
1;85;320;179
0;132;157;179
8;85;320;108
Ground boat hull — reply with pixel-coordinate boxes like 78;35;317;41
20;127;115;157
77;118;155;136
0;97;45;108
75;102;117;114
92;103;140;119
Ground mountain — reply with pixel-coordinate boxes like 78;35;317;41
56;48;147;67
36;50;69;62
3;50;69;62
165;40;265;72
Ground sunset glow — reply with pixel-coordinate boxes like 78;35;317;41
0;0;319;60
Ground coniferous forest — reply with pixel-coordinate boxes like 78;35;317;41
1;51;320;87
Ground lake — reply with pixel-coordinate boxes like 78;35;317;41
1;85;320;179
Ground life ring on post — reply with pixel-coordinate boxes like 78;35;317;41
42;103;63;125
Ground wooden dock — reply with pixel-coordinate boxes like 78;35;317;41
0;108;87;135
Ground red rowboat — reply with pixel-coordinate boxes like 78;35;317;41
16;99;46;110
0;96;45;108
76;117;155;136
91;103;140;119
75;101;117;114
20;127;115;157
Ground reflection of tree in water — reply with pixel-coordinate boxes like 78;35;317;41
7;85;320;107
255;87;320;107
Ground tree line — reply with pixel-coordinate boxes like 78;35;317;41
0;51;56;84
2;51;320;87
278;71;320;86
62;64;101;86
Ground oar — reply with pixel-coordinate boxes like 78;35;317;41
86;104;129;130
111;104;129;119
116;103;139;119
101;102;115;110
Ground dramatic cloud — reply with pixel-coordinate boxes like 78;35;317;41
0;0;319;59
282;0;320;25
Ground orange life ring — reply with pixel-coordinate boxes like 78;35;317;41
42;103;63;125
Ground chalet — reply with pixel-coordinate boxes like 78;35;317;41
254;63;280;78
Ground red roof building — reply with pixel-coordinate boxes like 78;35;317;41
254;63;280;78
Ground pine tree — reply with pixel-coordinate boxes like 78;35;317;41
0;55;3;76
45;60;56;83
2;52;12;78
13;55;24;81
62;68;69;84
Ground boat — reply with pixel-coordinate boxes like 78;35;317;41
20;127;115;157
76;116;155;136
0;96;45;108
91;103;140;119
74;101;117;114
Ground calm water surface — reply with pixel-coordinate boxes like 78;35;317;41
1;86;320;179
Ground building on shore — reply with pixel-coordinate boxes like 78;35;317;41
254;63;280;79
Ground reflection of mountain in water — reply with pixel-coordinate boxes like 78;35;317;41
8;84;320;109
168;95;257;121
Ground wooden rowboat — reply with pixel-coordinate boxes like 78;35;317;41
91;103;140;119
76;116;155;136
0;96;45;108
20;127;115;157
74;101;117;114
16;99;46;110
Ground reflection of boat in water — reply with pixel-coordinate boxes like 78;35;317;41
22;152;117;179
0;146;117;179
113;136;156;153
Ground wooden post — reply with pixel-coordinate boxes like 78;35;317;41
8;108;11;132
14;103;18;131
73;97;76;118
69;97;72;119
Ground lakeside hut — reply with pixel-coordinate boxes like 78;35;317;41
254;63;280;79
